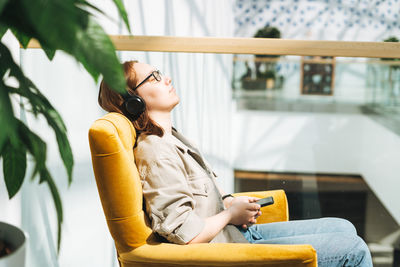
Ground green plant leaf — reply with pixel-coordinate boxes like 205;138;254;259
0;24;7;39
1;0;87;51
11;28;31;48
18;83;72;183
13;85;73;184
7;87;73;187
73;17;126;93
0;40;39;118
1;42;73;184
0;0;131;254
43;109;73;185
14;117;63;251
21;0;88;49
39;167;63;252
111;0;131;33
75;0;131;33
0;0;9;15
0;80;16;152
76;1;108;18
15;119;47;176
2;1;126;94
2;139;27;199
0;2;43;45
40;42;56;60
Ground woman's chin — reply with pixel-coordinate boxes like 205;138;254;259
173;97;180;106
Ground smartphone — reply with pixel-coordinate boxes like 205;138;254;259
256;196;274;207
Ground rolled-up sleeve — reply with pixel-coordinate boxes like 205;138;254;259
138;157;205;244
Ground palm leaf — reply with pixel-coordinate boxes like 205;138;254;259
11;28;31;48
0;0;9;14
40;42;56;61
0;0;132;255
111;0;131;32
2;138;27;198
73;17;126;93
40;167;63;252
15;118;64;252
0;23;7;39
0;79;16;152
1;42;73;184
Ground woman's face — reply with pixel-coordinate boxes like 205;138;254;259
133;63;179;113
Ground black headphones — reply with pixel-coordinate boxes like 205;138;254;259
121;92;146;121
120;69;162;120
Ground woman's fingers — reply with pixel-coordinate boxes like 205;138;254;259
249;203;261;210
241;208;261;229
242;218;257;230
246;210;259;220
228;201;263;226
248;197;261;203
254;210;262;219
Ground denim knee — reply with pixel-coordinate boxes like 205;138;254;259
345;235;372;267
318;234;372;267
322;217;357;234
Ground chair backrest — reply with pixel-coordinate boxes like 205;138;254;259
88;112;152;253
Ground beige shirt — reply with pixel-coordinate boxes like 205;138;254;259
133;129;248;245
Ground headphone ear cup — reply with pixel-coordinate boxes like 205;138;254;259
124;95;146;120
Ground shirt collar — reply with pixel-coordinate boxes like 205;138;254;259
167;128;212;175
163;128;200;156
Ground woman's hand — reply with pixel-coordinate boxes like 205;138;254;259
227;201;261;227
189;197;262;244
241;208;262;230
224;196;260;209
224;196;262;229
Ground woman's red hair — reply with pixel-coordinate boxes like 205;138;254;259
98;60;164;137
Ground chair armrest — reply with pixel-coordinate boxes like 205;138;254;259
120;242;317;267
233;189;289;224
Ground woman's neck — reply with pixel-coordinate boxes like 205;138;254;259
148;111;173;134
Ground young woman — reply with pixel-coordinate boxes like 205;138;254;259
98;60;373;267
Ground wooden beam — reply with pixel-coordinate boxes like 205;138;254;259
233;56;400;65
25;35;400;59
234;170;364;184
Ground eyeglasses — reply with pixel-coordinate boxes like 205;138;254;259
133;70;162;91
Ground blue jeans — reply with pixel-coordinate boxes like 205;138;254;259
239;218;372;267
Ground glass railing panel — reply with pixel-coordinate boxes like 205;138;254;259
232;55;400;113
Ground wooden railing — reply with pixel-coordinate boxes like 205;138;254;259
26;35;400;59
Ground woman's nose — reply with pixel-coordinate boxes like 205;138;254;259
164;75;171;84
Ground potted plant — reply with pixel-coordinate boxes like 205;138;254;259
254;26;281;84
0;0;131;264
241;68;277;90
381;36;400;69
380;36;400;105
260;70;276;89
0;222;26;267
381;37;400;68
241;26;282;90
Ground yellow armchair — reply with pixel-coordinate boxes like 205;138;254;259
88;112;317;267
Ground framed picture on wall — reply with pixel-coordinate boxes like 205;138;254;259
300;56;335;95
